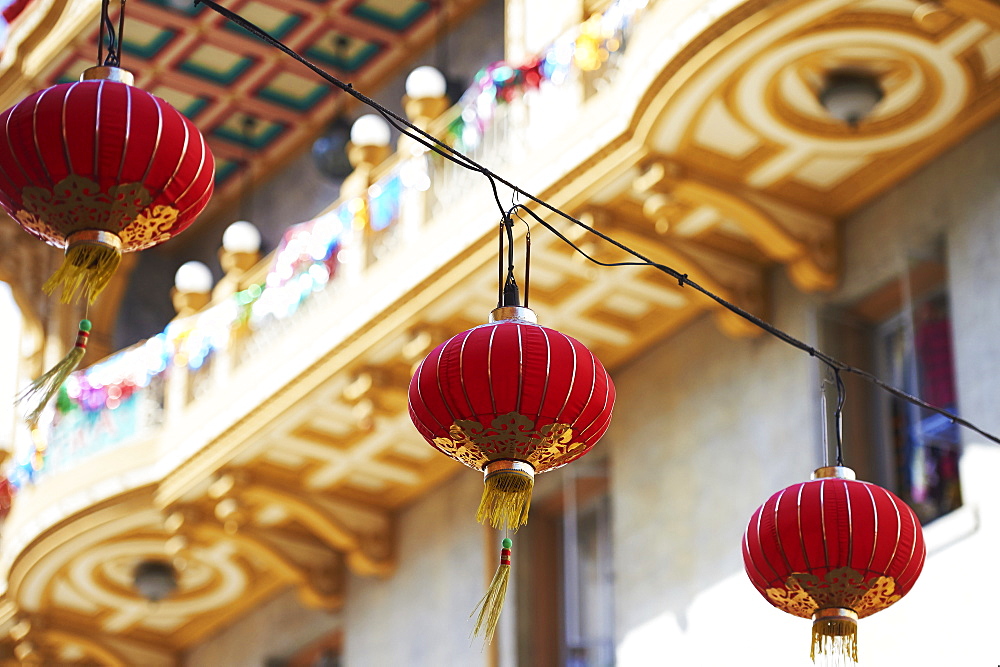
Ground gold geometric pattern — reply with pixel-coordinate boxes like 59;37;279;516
432;411;588;473
765;567;903;619
16;175;179;250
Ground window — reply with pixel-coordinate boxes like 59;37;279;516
875;289;961;523
823;249;961;524
515;458;615;666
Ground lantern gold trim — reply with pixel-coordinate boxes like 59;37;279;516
43;230;124;304
489;306;537;323
812;466;856;480
80;66;135;85
812;607;859;663
478;459;536;529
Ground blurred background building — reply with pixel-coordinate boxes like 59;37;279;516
0;0;997;664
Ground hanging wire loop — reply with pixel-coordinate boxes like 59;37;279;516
194;0;1000;449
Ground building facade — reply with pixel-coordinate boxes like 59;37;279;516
0;0;998;664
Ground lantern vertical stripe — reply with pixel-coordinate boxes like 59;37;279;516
115;83;131;182
536;324;553;417
94;81;104;177
845;482;854;567
516;324;524;414
486;324;499;415
136;93;162;185
796;485;811;571
59;84;80;182
862;483;878;576
553;332;578;424
773;487;794;575
32;88;57;185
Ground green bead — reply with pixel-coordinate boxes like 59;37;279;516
502;538;512;548
79;319;92;331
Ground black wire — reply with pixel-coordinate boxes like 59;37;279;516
834;368;845;466
196;0;1000;450
116;0;127;66
98;0;108;66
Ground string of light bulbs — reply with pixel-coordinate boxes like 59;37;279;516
195;0;1000;448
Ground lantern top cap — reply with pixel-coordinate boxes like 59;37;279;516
489;306;537;324
80;66;134;85
812;465;856;480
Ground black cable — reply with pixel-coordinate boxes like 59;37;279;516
196;0;1000;449
834;368;845;466
116;0;127;66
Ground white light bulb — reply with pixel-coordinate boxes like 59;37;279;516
222;220;261;253
350;114;391;148
405;65;447;99
174;261;214;293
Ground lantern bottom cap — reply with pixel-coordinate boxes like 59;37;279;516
811;608;859;664
43;230;124;304
477;460;535;530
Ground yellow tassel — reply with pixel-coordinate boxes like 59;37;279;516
811;612;858;665
43;238;122;304
476;469;534;530
472;539;512;644
17;320;90;428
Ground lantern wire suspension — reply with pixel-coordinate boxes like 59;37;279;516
98;0;127;67
497;207;531;309
195;0;1000;449
833;368;845;467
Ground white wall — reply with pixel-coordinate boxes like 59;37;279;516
342;472;491;667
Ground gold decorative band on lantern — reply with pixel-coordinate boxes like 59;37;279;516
80;66;135;85
811;607;859;664
812;466;857;480
43;230;125;304
477;460;535;530
489;306;537;324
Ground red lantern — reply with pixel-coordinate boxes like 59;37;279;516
408;305;614;641
742;466;926;664
409;305;615;529
0;66;215;304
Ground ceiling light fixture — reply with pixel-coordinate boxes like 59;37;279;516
818;70;884;126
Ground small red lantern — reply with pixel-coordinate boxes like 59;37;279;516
0;66;215;304
408;304;615;640
743;466;926;664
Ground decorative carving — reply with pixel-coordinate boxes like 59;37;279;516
15;175;178;250
432;411;587;473
766;567;903;619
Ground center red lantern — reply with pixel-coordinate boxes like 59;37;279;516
409;305;615;529
408;304;615;640
743;466;925;664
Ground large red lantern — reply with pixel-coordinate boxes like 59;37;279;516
2;65;214;426
743;466;925;664
408;304;615;640
0;66;215;304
